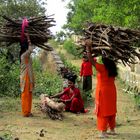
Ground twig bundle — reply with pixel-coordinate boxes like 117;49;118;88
0;15;56;51
40;94;65;120
79;22;140;65
41;104;64;120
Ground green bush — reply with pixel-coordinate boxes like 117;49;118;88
49;39;60;48
0;56;20;97
59;53;80;75
63;39;81;58
33;58;63;96
34;71;63;96
0;55;63;98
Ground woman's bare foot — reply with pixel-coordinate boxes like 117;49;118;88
28;113;33;117
108;129;117;135
98;131;108;138
23;113;33;117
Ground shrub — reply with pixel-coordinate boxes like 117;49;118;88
33;58;63;96
63;39;81;58
0;56;20;97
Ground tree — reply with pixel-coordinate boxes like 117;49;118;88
64;0;140;34
63;0;94;34
0;0;46;20
55;30;67;43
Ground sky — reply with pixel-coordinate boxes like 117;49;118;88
45;0;70;34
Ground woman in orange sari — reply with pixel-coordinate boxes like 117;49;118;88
85;39;118;138
20;33;34;117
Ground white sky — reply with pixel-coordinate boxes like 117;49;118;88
45;0;70;34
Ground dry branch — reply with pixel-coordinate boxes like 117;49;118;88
40;94;65;120
78;21;140;65
0;15;56;51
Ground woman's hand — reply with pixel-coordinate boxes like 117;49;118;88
57;99;64;103
85;39;93;47
85;39;93;52
85;39;96;66
49;95;54;99
24;33;30;40
25;33;32;46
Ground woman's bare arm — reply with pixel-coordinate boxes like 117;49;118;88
25;33;33;52
51;91;65;98
85;39;96;67
21;33;33;59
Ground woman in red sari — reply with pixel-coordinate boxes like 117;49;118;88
51;75;86;113
85;39;118;138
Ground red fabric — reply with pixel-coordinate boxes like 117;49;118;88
97;115;116;131
21;18;28;43
80;60;93;76
60;87;84;113
94;63;117;117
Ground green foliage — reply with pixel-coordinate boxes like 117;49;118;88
64;0;93;33
33;58;63;96
33;57;42;72
48;39;60;48
55;31;67;43
0;0;46;20
64;0;140;33
0;56;20;97
34;71;63;96
59;52;79;75
0;133;13;140
63;39;80;58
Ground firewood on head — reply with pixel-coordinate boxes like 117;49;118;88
77;21;140;65
0;15;56;51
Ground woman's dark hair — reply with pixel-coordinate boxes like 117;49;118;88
67;74;77;84
19;39;28;62
102;57;118;77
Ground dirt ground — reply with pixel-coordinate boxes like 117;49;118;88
0;79;140;140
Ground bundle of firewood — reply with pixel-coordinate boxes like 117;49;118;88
40;94;65;120
0;15;55;51
78;22;140;65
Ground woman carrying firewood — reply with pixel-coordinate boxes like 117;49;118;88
20;32;34;117
84;39;118;138
51;75;87;114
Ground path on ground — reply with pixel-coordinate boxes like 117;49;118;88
0;79;140;140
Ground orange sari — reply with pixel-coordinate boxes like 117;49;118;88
20;49;34;116
94;63;117;130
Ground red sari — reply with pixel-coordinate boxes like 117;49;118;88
60;87;85;113
94;63;117;131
